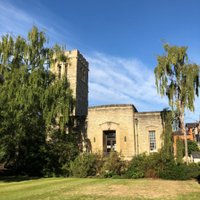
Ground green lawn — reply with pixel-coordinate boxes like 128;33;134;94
0;177;200;200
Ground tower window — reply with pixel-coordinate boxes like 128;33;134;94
124;136;127;142
83;70;87;82
65;64;68;77
57;64;61;79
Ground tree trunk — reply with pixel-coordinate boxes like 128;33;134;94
180;105;189;164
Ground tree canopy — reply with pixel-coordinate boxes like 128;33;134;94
0;26;77;175
154;44;200;163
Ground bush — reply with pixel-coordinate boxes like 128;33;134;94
159;162;200;180
70;153;101;177
187;140;200;155
100;151;125;177
187;163;200;179
126;152;200;180
126;154;147;178
126;152;174;179
160;163;189;180
176;139;184;163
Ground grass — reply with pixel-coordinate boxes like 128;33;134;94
0;177;200;200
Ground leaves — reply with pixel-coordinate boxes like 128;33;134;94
0;26;74;174
155;44;200;115
155;44;200;163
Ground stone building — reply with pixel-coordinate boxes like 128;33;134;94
88;105;163;160
51;49;89;117
52;49;164;160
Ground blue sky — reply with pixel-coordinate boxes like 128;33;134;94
0;0;200;122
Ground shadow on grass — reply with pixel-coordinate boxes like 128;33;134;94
0;169;42;182
0;175;41;182
195;175;200;184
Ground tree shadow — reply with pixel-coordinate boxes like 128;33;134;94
0;175;41;182
195;175;200;184
0;169;41;182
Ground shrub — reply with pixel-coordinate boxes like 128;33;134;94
187;140;200;155
159;162;200;180
125;154;147;178
126;152;174;179
100;151;125;177
159;163;190;180
176;139;184;163
187;163;200;179
70;153;101;177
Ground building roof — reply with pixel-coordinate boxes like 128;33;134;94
173;130;190;136
89;104;138;112
136;111;162;114
186;123;199;129
191;151;200;159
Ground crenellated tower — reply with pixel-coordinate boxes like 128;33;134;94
51;49;89;118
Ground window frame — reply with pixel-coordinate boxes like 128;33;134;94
149;130;157;152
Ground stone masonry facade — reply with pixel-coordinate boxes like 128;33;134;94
52;49;164;160
51;49;89;117
88;105;163;160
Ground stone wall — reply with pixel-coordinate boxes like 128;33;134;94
135;112;163;154
51;49;88;117
87;104;137;160
87;106;164;160
50;49;164;159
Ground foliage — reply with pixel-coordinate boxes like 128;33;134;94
159;162;200;180
69;152;125;178
126;152;175;179
176;139;184;163
43;130;79;177
126;152;199;180
100;151;125;177
154;44;200;163
0;26;75;175
0;74;3;84
70;153;101;178
175;139;199;164
187;163;200;179
159;163;190;180
154;44;199;112
161;109;173;159
187;140;200;155
125;154;147;178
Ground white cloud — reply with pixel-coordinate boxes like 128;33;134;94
87;52;168;112
87;52;200;120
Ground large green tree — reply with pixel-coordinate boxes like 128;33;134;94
154;44;200;164
0;26;75;175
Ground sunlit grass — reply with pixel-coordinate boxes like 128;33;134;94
0;177;200;200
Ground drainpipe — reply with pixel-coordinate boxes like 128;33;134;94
134;118;139;156
135;118;139;155
134;118;137;156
